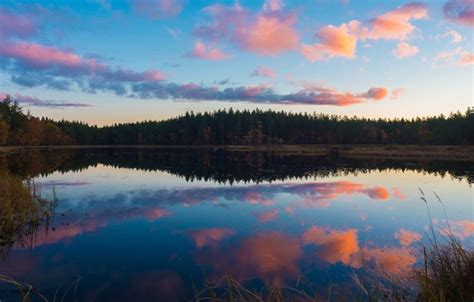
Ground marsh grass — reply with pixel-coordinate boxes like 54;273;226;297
413;190;474;302
414;235;474;302
0;274;83;302
0;171;56;256
192;272;415;302
193;275;321;302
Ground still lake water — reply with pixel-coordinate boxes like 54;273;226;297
0;148;473;301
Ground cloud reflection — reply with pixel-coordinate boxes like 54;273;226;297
17;206;170;248
302;226;359;265
22;180;391;248
301;225;417;275
195;232;302;280
256;210;279;223
188;228;235;248
395;229;421;246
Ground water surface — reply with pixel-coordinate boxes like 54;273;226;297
0;148;472;301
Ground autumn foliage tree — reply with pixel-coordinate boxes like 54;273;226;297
0;96;73;146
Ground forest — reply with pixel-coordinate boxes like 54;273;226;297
1;95;473;146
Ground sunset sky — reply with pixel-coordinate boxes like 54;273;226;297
0;0;472;125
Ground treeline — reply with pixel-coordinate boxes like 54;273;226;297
1;95;473;146
50;107;474;145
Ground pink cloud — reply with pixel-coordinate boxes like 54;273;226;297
195;3;299;55
143;208;171;220
288;181;390;211
0;9;38;38
300;2;427;61
434;47;474;67
451;220;474;239
301;24;357;62
131;80;390;106
0;40;166;94
0;41;100;70
38;224;102;246
188;228;235;248
17;205;171;248
187;41;230;60
390;88;405;100
194;4;246;41
132;0;184;19
242;83;273;97
244;191;274;205
195;232;302;281
0;91;90;108
1;41;390;106
0;41;165;81
348;2;428;41
392;42;419;58
392;187;407;200
251;66;277;78
256;210;279;223
438;28;463;43
459;51;474;65
359;87;389;100
444;0;474;27
263;0;283;12
352;246;417;275
395;229;422;246
283;86;388;106
302;226;360;265
235;13;299;55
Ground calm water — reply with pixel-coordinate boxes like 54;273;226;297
0;148;473;301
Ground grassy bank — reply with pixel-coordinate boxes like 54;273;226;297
1;144;473;161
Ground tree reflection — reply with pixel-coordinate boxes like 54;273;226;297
2;148;472;183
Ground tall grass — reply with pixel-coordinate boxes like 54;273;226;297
0;274;83;302
193;275;321;302
0;170;56;256
413;190;474;301
414;235;474;301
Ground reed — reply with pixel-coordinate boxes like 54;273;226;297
0;170;56;256
413;191;474;301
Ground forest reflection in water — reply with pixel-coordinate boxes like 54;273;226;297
1;147;472;183
0;148;472;301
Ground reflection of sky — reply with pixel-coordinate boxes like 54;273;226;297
2;165;473;300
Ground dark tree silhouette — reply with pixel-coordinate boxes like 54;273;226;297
1;95;473;146
0;96;74;146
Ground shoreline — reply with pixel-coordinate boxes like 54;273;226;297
1;144;473;161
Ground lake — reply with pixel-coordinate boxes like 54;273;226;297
0;148;472;301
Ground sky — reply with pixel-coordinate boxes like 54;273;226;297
0;0;472;125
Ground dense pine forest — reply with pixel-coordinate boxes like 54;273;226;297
1;96;473;146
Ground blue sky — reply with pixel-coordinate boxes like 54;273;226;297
0;0;472;125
